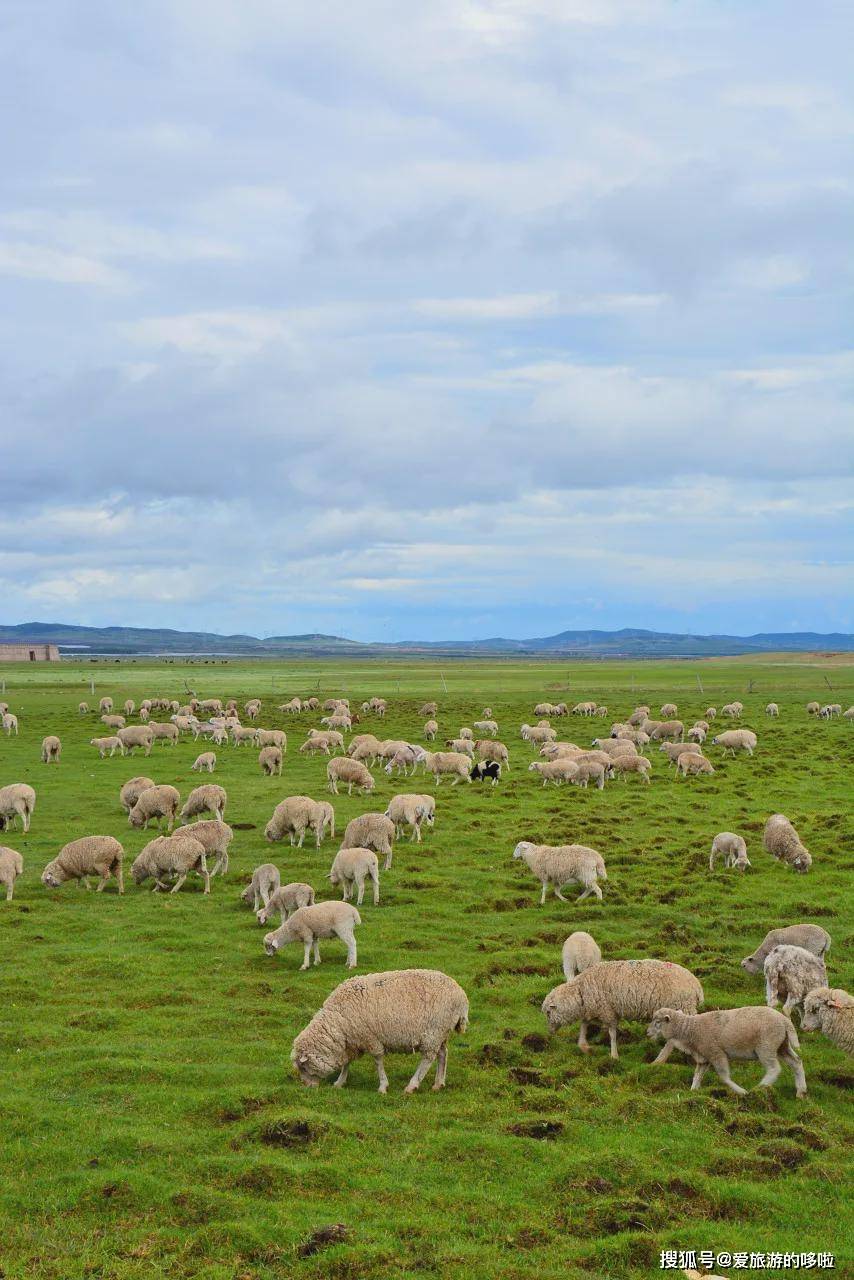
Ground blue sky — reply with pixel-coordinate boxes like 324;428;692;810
1;0;852;640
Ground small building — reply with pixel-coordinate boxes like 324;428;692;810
0;643;60;663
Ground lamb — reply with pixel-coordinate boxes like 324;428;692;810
192;752;216;772
763;945;828;1019
385;793;435;842
721;701;743;717
473;719;498;735
660;703;678;717
180;819;233;876
801;987;854;1055
2;713;18;736
646;1006;806;1097
128;784;181;831
542;959;704;1061
42;836;124;894
180;784;227;824
805;701;820;715
78;701;89;715
520;724;557;744
475;740;509;770
256;881;316;925
418;702;438;717
562;931;602;980
340;813;395;869
423;719;438;741
741;924;831;974
649;720;684;742
384;745;420;777
676;753;715;778
244;698;262;720
765;703;779;717
711;728;757;757
259;745;283;776
279;698;302;714
300;734;335;756
98;697;113;714
123;699;135;716
117;725;154;756
41;735;61;764
230;725;259;747
528;759;579;786
608;754;651;784
571;761;608;790
445;737;474;756
265;796;329;848
687;725;706;744
131;833;210;894
458;727;473;740
763;813;811;873
256;728;287;750
291;968;469;1093
705;707;717;719
0;846;23;901
171;715;199;735
660;741;700;765
422;751;472;786
263;900;362;970
512;840;607;905
329;846;380;906
119;776;155;814
709;832;750;871
241;863;281;911
91;735;124;758
327;756;375;796
101;714;126;730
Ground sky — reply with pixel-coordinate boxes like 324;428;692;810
1;0;852;642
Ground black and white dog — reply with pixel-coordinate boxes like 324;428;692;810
470;760;501;786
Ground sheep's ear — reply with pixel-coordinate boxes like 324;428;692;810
298;1054;309;1065
828;997;845;1009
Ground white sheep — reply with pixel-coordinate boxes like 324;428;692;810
264;901;361;970
0;846;24;901
329;846;380;906
385;793;435;842
473;719;498;735
180;784;227;824
422;751;472;786
676;753;715;778
128;784;181;831
423;719;438;741
98;697;113;714
91;735;124;758
2;713;18;736
131;833;210;894
561;931;601;980
119;776;155;814
291;968;469;1093
256;881;316;925
42;836;124;894
513;840;607;905
230;725;259;747
765;703;779;717
241;863;281;911
0;783;36;834
711;728;757;757
646;1006;806;1097
801;987;854;1055
649;720;684;742
763;813;811;873
258;745;283;776
660;703;678;717
41;735;61;764
741;924;831;974
182;819;234;876
192;752;216;773
608;754;651;784
721;701;743;717
527;759;579;787
474;740;510;771
570;760;608;790
327;756;375;796
763;945;828;1019
659;741;701;765
256;728;287;751
78;701;89;715
265;796;329;848
340;814;395;869
117;725;154;756
709;832;750;872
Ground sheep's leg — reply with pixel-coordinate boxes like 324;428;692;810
297;829;306;848
755;1051;782;1089
555;886;569;902
690;1060;709;1090
651;1038;676;1065
355;878;365;907
81;877;92;891
200;865;211;895
374;1054;389;1094
300;941;312;970
404;1052;438;1093
432;1041;448;1090
333;1062;350;1088
384;850;393;871
710;1054;746;1095
371;871;379;905
576;886;592;901
313;939;322;966
5;882;12;901
608;1024;620;1060
96;870;110;892
539;882;548;906
781;995;797;1018
341;929;357;968
577;1022;591;1053
170;874;188;893
781;1049;807;1099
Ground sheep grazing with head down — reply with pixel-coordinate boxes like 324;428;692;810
131;833;210;894
649;720;684;742
291;968;469;1093
192;752;216;773
647;1006;806;1097
422;751;472;786
542;959;704;1061
265;796;330;849
528;759;579;787
608;754;651;784
340;814;396;870
264;900;361;970
119;776;155;815
327;757;375;796
0;847;24;901
41;735;61;764
513;841;607;905
766;703;779;717
180;784;227;824
763;945;828;1020
385;794;435;842
763;813;811;873
0;783;36;833
709;832;750;872
475;740;510;771
329;846;380;907
741;924;831;975
42;836;124;894
258;745;283;776
78;702;89;715
801;987;854;1055
676;753;715;778
256;882;316;925
712;728;757;757
128;784;180;832
241;863;281;912
179;819;233;877
562;931;602;980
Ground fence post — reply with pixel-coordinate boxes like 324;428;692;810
440;671;448;694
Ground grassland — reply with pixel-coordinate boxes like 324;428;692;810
0;656;851;1280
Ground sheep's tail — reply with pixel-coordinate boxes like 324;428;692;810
352;907;362;925
784;1020;801;1055
455;1002;469;1034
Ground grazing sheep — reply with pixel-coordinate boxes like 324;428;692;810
805;700;820;715
117;725;154;756
423;751;472;786
98;697;113;714
458;727;473;741
385;794;435;842
649;720;684;742
241;863;281;911
473;719;498;736
660;703;678;717
705;707;717;719
128;784;181;831
819;703;842;718
765;703;779;717
475;740;510;771
687;725;706;744
445;737;474;757
123;699;135;716
256;729;287;751
843;706;854;722
0;846;24;901
340;813;396;870
279;698;302;714
646;1006;806;1098
348;733;383;762
1;713;18;736
676;753;715;778
291;968;468;1093
419;702;438;717
709;832;750;871
528;759;579;786
264;901;362;970
119;776;155;814
0;783;35;834
41;735;61;764
180;784;227;824
230;725;259;747
423;719;438;741
608;754;651;784
42;836;124;894
513;840;607;905
384;745;420;777
801;987;854;1055
763;813;811;873
265;796;329;849
571;701;597;716
660;741;701;765
300;734;334;756
571;761;608;790
131;833;210;894
470;760;501;785
591;737;636;757
628;706;650;727
711;728;757;757
181;819;233;876
540;741;583;758
327;756;375;796
259;745;283;776
78;701;89;715
91;735;124;758
101;714;126;730
721;702;743;718
542;960;704;1061
257;881;316;925
520;724;557;745
763;945;828;1019
192;751;216;773
741;924;831;974
329;846;380;906
321;714;352;732
562;931;602;980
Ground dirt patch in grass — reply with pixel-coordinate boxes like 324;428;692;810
506;1119;564;1139
521;1032;549;1051
298;1223;350;1258
258;1117;324;1148
756;1140;810;1170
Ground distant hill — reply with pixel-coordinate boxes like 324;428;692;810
1;621;852;658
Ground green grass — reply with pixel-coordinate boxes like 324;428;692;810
0;656;851;1280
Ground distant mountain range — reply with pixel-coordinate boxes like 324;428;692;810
1;621;852;658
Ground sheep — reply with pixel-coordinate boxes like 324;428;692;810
98;697;113;714
180;819;233;876
315;800;336;842
646;1006;806;1097
741;924;831;975
117;725;154;756
562;931;601;980
591;737;637;757
528;759;579;786
542;959;704;1061
329;846;380;906
230;725;259;747
256;881;316;925
676;753;715;778
765;702;779;717
709;832;750;872
571;760;608;790
2;712;18;736
445;737;474;757
91;735;124;758
0;846;23;901
649;720;684;742
149;721;179;747
686;725;706;744
300;734;334;756
571;701;597;716
418;702;438;717
608;754;651;784
481;706;493;717
123;699;135;716
192;751;216;773
473;719;498;736
534;702;555;717
659;741;700;765
660;703;678;717
520;724;557;744
327;756;375;796
101;714;126;730
458;727;473;740
540;741;582;758
119;776;155;814
763;813;811;873
291;968;468;1093
78;701;89;715
384;745;419;777
470;760;501;784
423;719;438;741
763;945;828;1019
128;784;181;831
801;987;854;1055
264;901;361;970
171;715;198;735
321;714;352;732
805;700;820;715
279;698;302;714
820;703;842;718
42;836;124;894
259;745;283;777
265;796;329;849
241;863;281;911
348;733;383;761
705;706;717;719
422;751;472;786
385;793;435;842
512;841;607;905
180;784;227;824
721;701;743;717
341;813;395;870
41;735;61;764
244;699;262;721
843;706;854;722
256;728;287;750
627;706;650;727
711;728;757;757
131;833;210;894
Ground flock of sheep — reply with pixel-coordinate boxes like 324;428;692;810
0;688;851;1097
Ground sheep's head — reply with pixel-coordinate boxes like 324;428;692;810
512;841;534;861
263;820;278;843
131;861;149;885
128;808;143;827
41;862;63;888
741;951;762;974
541;982;579;1031
646;1008;678;1041
792;851;811;873
263;931;281;957
290;1034;341;1087
256;906;271;925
